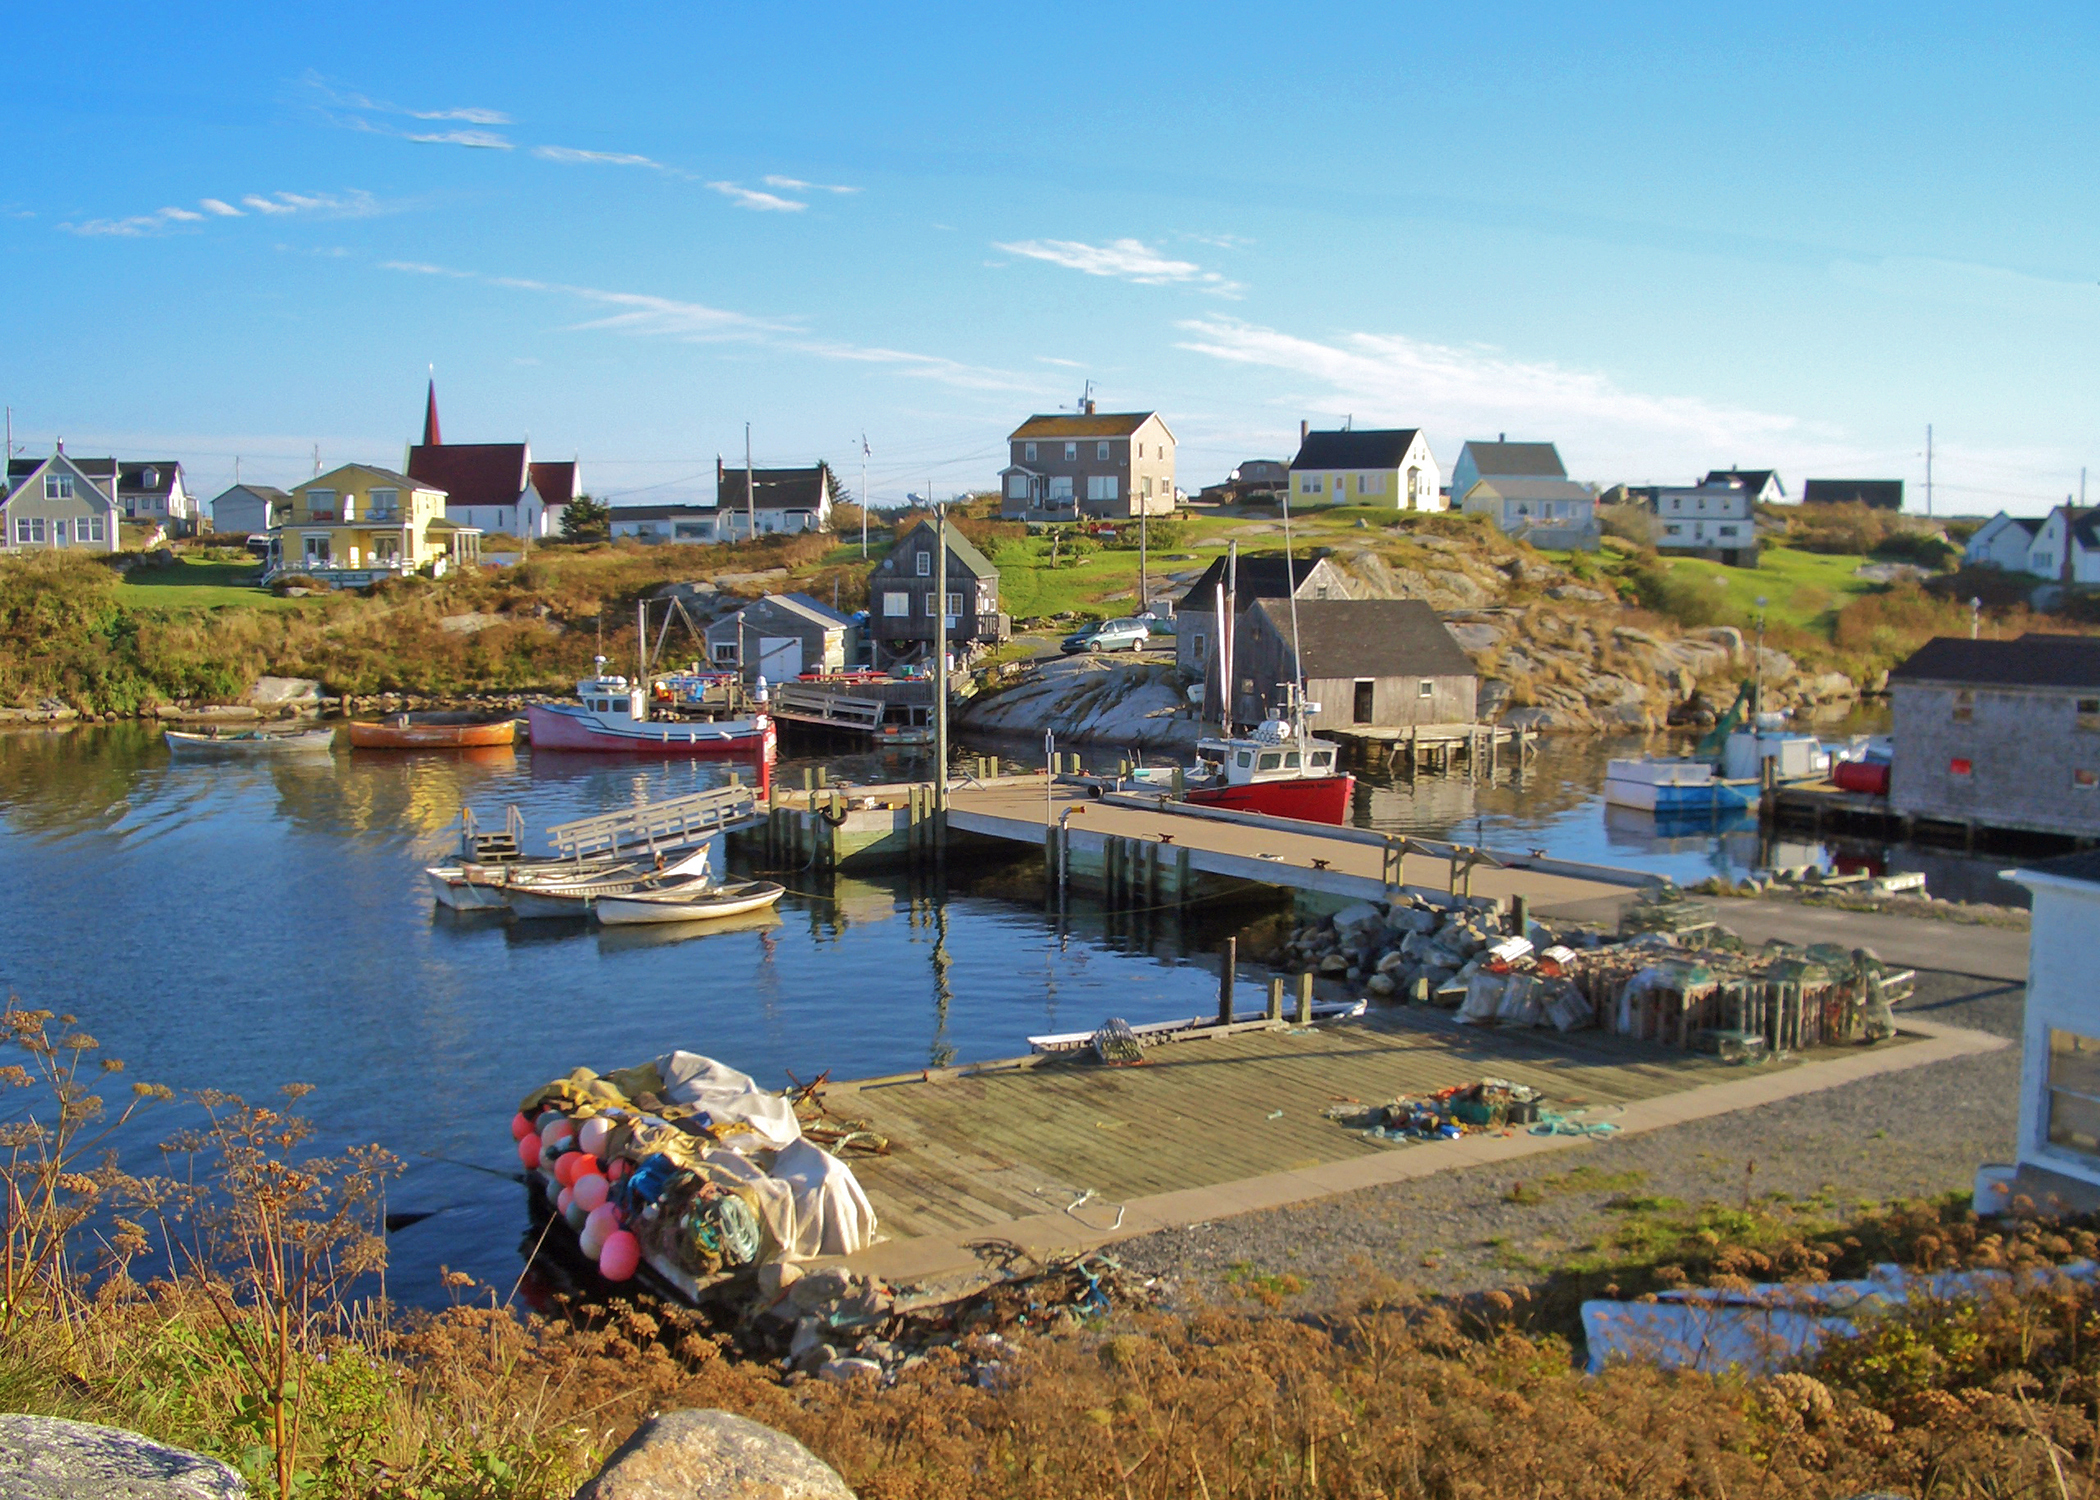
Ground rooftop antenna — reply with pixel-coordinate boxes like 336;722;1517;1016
745;422;756;544
1924;423;1933;517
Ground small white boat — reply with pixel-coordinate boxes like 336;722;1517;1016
425;850;647;911
595;877;787;926
165;726;336;754
1603;758;1755;814
503;845;717;920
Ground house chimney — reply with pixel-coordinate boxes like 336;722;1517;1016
1300;420;1308;444
1084;397;1095;415
1498;432;1505;443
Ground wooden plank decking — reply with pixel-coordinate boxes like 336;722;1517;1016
822;1007;1878;1242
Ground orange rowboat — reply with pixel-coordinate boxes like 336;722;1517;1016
347;714;519;750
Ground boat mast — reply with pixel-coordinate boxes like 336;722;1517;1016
1279;488;1307;740
1220;541;1238;738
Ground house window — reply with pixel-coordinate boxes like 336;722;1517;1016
1357;474;1369;495
1142;477;1154;498
43;474;72;500
1407;469;1420;503
1302;475;1321;494
85;515;105;542
916;551;931;576
1418;679;1434;698
2079;769;2099;789
1024;442;1037;462
1097;441;1110;461
1950;757;1972;776
1007;475;1030;499
1049;476;1074;500
2048;1029;2100;1159
1352;680;1374;723
945;591;963;619
11;518;27;544
369;488;398;519
1952;691;1973;723
1087;476;1119;501
711;642;737;664
882;591;910;617
1064;442;1077;461
1190;631;1207;662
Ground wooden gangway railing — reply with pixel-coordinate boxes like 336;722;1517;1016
545;785;762;861
769;683;886;732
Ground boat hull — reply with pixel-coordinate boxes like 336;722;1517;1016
1185;772;1355;825
596;880;787;926
350;718;517;749
426;866;510;910
1603;776;1755;814
525;704;775;757
165;728;336;754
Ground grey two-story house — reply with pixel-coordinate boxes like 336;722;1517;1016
866;521;1008;668
2;451;121;554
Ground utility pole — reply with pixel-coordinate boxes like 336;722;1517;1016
1924;424;1933;518
933;496;949;815
744;423;756;545
860;434;871;559
1139;506;1148;616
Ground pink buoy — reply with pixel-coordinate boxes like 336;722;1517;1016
517;1133;542;1169
606;1158;631;1183
510;1112;534;1142
598;1229;640;1282
553;1152;583;1188
578;1117;613;1156
573;1173;609;1213
540;1116;576;1148
556;1185;574;1215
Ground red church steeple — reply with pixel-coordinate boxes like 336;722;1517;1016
422;376;442;447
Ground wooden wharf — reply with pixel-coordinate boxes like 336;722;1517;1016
546;784;764;861
1326;720;1534;777
769;683;887;734
817;997;2002;1290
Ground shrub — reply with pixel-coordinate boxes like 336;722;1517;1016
1627;560;1724;628
270;574;325;597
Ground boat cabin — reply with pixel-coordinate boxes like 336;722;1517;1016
573;674;652;723
1198;719;1341;785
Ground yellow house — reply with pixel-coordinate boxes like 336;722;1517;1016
281;464;480;577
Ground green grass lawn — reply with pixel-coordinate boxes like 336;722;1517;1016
115;556;315;612
1648;546;1880;634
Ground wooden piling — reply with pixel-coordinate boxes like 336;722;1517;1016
1295;971;1313;1025
1267;976;1285;1021
1219;937;1237;1025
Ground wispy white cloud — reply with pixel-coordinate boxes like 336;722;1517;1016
377;258;1037;392
763;174;859;195
995;237;1243;296
303;74;510;125
534;144;670;170
707;181;807;213
1037;356;1085;368
1183;231;1253;250
62;190;388;237
1176;317;1805;478
406;129;513;149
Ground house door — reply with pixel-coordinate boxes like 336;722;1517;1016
758;637;803;681
305;536;331;566
1353;680;1375;724
50;520;68;547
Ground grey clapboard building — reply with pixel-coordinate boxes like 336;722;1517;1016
866;520;1008;668
1233;598;1478;732
1;451;121;553
702;592;852;682
1174;554;1352;711
1890;635;2100;838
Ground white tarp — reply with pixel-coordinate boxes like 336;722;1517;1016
650;1051;879;1260
653;1051;803;1148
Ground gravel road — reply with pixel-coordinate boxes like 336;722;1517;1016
1113;970;2021;1308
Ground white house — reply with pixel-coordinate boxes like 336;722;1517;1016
1648;476;1761;566
1287;426;1442;511
209;483;291;534
1963;508;2099;582
715;462;835;537
2003;851;2100;1211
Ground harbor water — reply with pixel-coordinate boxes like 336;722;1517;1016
0;716;2013;1304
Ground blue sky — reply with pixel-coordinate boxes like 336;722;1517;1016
4;1;2095;514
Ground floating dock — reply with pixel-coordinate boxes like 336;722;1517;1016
1325;721;1534;776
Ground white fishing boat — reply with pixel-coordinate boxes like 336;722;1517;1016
164;726;336;754
1602;757;1755;814
424;850;647;911
595;877;787;926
